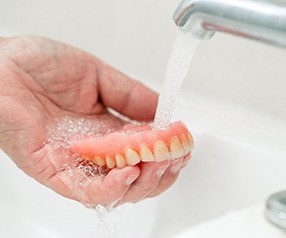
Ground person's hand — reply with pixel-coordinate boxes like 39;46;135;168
0;36;190;207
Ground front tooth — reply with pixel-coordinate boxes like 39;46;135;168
181;135;191;154
153;140;171;162
170;136;184;159
115;154;126;168
140;144;155;162
106;156;116;169
93;156;105;166
125;148;141;165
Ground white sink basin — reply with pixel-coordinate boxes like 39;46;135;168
0;94;286;238
173;204;286;238
1;0;286;236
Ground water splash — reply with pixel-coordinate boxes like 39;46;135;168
93;203;121;238
46;115;123;237
153;32;199;130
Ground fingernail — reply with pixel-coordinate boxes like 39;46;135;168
124;175;138;186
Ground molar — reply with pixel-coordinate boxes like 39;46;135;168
170;136;184;159
181;135;191;154
187;132;194;149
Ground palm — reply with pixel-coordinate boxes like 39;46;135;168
0;36;125;202
0;36;187;207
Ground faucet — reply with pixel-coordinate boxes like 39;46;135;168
173;0;286;48
174;0;286;230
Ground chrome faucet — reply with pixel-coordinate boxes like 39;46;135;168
174;0;286;230
174;0;286;48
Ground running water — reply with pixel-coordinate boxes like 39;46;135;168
45;32;199;238
47;116;123;238
153;32;199;130
93;204;121;238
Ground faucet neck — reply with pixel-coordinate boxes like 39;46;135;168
174;0;286;48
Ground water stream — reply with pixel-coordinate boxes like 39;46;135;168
153;32;199;130
46;31;199;238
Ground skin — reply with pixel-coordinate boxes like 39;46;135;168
0;36;190;207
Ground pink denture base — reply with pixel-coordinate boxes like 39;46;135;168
70;121;191;157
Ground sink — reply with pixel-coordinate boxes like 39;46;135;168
1;94;286;238
173;204;286;238
0;0;286;236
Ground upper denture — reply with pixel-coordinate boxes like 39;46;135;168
70;121;193;168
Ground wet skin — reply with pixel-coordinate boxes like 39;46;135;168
0;36;191;206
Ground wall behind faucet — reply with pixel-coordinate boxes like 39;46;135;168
1;0;286;121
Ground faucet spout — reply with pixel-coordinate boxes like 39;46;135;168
174;0;286;48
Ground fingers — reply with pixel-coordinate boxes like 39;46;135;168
55;154;191;207
146;158;184;198
119;160;170;204
146;154;192;198
78;154;190;205
119;154;191;204
96;61;158;121
57;165;140;206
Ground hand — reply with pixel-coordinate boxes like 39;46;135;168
0;36;190;207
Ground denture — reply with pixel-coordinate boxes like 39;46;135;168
70;121;193;168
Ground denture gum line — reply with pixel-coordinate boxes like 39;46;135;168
73;122;194;169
